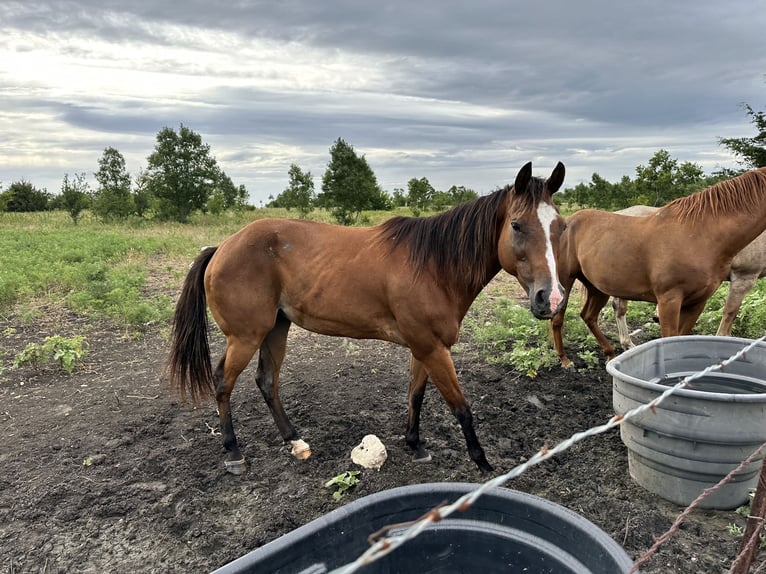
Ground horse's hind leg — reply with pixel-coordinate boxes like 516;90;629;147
580;288;616;361
254;312;310;459
717;273;758;336
405;355;431;463
214;337;261;474
612;297;635;349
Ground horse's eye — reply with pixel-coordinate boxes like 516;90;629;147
511;221;521;232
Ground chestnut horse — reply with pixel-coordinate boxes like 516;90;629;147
610;205;766;347
167;162;567;473
551;167;766;368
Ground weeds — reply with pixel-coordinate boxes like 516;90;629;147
13;335;88;373
324;470;361;500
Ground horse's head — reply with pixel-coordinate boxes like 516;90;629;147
498;161;567;319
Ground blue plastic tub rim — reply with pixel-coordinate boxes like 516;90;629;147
606;335;766;402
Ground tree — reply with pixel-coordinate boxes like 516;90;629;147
132;169;152;217
446;185;478;204
273;164;315;218
719;103;766;168
93;147;133;221
60;173;91;224
407;177;435;216
144;124;228;222
390;188;408;207
318;138;384;225
0;180;51;212
633;150;704;206
207;173;248;215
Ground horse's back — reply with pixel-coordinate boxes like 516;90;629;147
202;217;444;343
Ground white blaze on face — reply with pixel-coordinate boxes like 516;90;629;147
536;202;564;313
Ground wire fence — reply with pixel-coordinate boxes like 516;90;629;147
328;334;766;574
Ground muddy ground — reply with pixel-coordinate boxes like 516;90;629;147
0;277;754;573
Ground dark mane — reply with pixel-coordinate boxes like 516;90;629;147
376;176;550;291
664;167;766;223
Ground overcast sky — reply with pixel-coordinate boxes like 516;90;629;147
1;1;764;205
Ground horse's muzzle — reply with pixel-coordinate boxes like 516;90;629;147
530;284;566;320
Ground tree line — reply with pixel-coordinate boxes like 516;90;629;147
0;124;247;224
268;137;479;222
1;101;763;223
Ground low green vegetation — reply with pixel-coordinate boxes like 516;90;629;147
13;335;88;373
464;282;766;375
463;288;603;377
324;470;361;500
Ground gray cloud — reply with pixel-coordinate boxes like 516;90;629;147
0;0;763;202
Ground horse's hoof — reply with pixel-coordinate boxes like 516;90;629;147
224;458;247;475
477;461;494;473
412;452;432;464
290;439;312;460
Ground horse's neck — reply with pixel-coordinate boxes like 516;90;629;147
453;260;502;317
671;191;766;259
708;212;766;258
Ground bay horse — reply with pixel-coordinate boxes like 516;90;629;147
167;161;567;474
611;206;766;347
551;167;766;368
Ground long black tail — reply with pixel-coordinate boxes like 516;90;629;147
166;246;218;403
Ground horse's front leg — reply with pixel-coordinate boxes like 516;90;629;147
405;355;431;462
679;299;710;335
416;346;493;473
550;293;573;368
655;295;683;337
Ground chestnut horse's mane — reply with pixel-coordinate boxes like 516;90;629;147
663;167;766;223
377;177;551;291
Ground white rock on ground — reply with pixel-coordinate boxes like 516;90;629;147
350;434;387;470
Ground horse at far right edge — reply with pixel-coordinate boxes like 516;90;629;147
610;205;766;349
551;167;766;368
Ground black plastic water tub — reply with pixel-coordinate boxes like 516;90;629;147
212;482;634;574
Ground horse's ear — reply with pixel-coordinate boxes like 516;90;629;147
547;162;565;194
514;162;533;193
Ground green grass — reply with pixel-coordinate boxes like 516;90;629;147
0;210;229;326
2;208;765;359
0;207;404;329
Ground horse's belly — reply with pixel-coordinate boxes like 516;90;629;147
280;302;407;346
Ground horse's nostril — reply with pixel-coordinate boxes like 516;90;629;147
534;289;548;306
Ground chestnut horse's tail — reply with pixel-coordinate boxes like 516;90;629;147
166;246;218;404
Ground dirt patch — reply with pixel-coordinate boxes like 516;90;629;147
0;279;749;573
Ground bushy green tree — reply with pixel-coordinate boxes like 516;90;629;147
144;124;230;222
272;164;315;217
720;103;766;168
407;176;435;216
318;138;385;225
634;150;704;205
446;185;478;204
0;180;51;212
60;173;91;224
132;169;152;217
207;173;248;215
93;147;133;221
390;188;408;207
